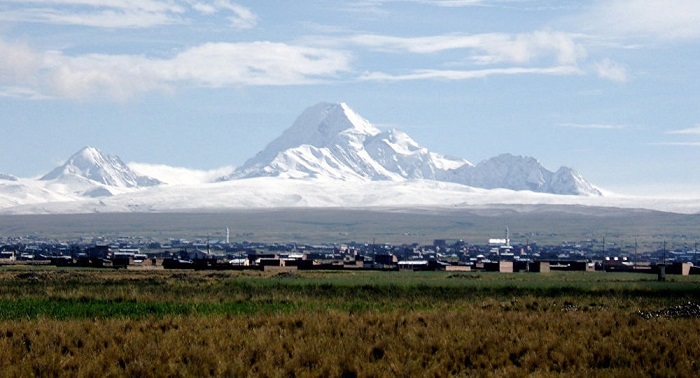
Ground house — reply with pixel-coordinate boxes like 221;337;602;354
0;250;16;261
484;261;513;273
374;254;398;267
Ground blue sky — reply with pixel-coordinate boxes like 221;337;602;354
1;0;700;195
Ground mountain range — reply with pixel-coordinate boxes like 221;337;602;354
0;101;653;215
221;102;600;196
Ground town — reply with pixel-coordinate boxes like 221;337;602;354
1;227;698;276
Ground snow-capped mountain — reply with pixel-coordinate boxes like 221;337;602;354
222;102;470;182
222;103;469;181
221;102;600;196
0;102;615;215
41;146;161;190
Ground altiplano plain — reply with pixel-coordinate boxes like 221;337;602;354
1;206;699;249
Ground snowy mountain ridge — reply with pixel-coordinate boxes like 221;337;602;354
451;154;601;195
0;102;614;214
221;102;600;196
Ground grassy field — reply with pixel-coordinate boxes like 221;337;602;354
1;267;699;376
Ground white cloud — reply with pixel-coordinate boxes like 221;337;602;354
349;30;586;66
0;39;42;82
0;86;50;100
651;142;700;147
220;2;257;29
584;0;700;41
0;0;257;29
0;0;186;28
336;1;389;16
44;52;166;100
0;37;353;100
0;13;621;101
128;162;234;184
0;29;591;99
340;0;498;10
187;0;257;29
422;1;486;6
559;123;627;130
187;1;217;14
651;124;700;147
9;0;182;13
667;125;700;135
360;66;581;81
159;42;352;87
594;59;628;82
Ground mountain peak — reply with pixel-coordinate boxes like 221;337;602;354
41;146;161;188
70;146;112;172
225;102;382;179
77;146;101;159
269;102;380;149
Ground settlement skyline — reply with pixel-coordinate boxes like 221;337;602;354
1;1;700;196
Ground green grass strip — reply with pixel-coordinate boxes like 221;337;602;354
0;299;296;320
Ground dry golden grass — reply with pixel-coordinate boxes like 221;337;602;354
1;267;699;376
1;306;699;376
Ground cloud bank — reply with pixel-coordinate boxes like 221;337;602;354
0;1;664;100
0;38;353;100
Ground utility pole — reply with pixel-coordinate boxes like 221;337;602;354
658;240;666;282
602;235;606;257
663;240;666;266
